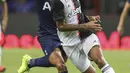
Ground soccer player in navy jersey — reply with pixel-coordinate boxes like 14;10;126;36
17;0;68;73
117;0;130;35
0;0;8;72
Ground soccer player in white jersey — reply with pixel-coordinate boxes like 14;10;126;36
53;0;115;73
117;0;130;35
0;0;8;72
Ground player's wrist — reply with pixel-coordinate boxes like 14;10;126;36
78;24;86;31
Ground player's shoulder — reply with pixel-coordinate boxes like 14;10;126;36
52;0;64;8
128;0;130;3
51;0;63;5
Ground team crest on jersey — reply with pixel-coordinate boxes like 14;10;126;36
68;7;81;18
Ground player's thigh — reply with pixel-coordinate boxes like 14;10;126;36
49;47;64;65
38;37;66;63
65;44;91;72
88;45;104;61
82;33;102;59
38;36;61;55
83;65;96;73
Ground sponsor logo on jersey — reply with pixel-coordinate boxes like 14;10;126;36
68;6;81;18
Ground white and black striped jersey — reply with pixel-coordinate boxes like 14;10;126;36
53;0;92;46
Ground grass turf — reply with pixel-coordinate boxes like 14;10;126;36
2;49;130;73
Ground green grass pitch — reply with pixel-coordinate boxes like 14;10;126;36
2;49;130;73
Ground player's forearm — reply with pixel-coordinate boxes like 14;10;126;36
56;22;86;31
2;2;8;20
119;15;126;27
1;1;8;32
119;10;128;26
119;2;130;26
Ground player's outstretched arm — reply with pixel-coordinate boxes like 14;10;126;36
56;21;102;32
1;0;8;32
117;1;130;35
53;0;102;32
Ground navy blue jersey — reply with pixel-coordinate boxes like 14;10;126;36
36;0;64;38
36;0;65;56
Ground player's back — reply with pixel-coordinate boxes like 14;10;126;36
36;0;58;38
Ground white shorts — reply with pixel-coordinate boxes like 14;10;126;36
63;33;100;72
83;33;101;56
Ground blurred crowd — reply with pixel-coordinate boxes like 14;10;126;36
0;0;100;14
1;0;36;13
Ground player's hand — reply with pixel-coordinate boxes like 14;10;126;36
87;15;101;22
84;21;103;32
93;15;100;20
117;25;124;35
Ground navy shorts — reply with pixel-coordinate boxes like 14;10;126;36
38;36;65;56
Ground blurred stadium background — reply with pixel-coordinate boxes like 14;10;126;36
0;0;130;73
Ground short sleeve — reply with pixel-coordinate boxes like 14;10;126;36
52;0;65;22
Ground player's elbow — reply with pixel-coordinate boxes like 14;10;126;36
56;21;65;31
57;25;65;31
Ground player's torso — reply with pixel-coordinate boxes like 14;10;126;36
60;0;84;24
36;0;58;37
58;0;84;46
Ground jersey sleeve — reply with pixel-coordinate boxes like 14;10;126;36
52;0;65;22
